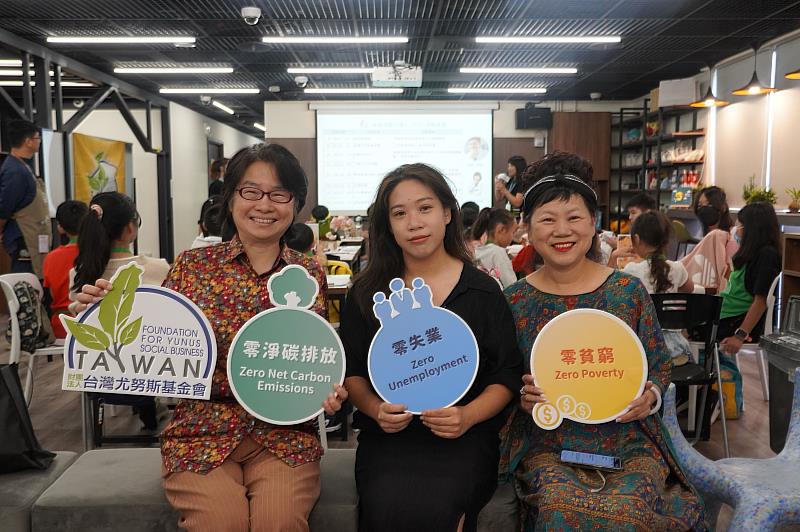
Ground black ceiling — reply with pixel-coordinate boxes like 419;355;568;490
1;0;800;133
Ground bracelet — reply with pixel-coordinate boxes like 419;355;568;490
648;386;662;416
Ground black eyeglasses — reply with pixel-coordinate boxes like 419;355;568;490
236;187;293;203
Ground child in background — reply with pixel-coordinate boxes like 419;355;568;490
42;200;88;338
285;222;327;267
472;208;517;287
623;211;693;294
623;210;694;363
191;195;223;249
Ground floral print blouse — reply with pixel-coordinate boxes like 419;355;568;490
160;237;329;474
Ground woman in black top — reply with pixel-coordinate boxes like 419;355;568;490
495;155;527;212
340;163;522;532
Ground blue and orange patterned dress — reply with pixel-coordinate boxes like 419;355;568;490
499;271;705;531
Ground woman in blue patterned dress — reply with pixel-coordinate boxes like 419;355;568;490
499;151;705;531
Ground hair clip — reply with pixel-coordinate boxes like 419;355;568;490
90;203;104;221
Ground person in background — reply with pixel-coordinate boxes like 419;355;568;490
604;192;657;265
191;195;223;249
694;185;733;235
501;150;704;530
208;158;228;197
42;200;88;338
76;144;347;531
718;201;781;354
311;204;332;239
285;222;327;268
472;208;517;287
69;191;170;431
511;243;537;277
494;155;526;212
624;210;694;294
0;119;50;275
460;201;481;252
341;163;521;532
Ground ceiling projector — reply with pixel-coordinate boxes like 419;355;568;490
371;62;423;88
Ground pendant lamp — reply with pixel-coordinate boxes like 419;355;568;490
732;49;776;96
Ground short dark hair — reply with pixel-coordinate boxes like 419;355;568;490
221;143;308;239
507;155;527;178
210;159;225;179
625;192;656;212
198;195;222;236
7;120;39;149
202;204;223;237
460;201;480;229
55;200;89;235
311;205;329;221
285;223;314;253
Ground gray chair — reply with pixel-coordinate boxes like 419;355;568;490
31;447;359;532
0;451;77;532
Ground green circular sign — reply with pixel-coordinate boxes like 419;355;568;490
227;307;345;425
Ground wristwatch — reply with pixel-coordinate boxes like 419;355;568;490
733;328;749;341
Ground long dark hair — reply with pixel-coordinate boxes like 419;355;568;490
732;202;780;270
220;143;308;240
507;155;527;179
353;163;471;315
520;151;599;261
471;207;514;241
693;186;732;233
630;211;674;293
72;192;139;290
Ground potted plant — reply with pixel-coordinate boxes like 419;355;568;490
787;188;800;213
742;176;777;205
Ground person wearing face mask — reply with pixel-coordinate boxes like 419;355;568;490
693;186;733;235
499;151;704;530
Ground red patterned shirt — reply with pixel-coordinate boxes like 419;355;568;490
160;237;329;474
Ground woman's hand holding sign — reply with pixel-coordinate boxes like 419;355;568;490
74;278;113;312
421;406;474;439
322;384;349;416
519;374;546;414
616;381;659;423
376;402;413;433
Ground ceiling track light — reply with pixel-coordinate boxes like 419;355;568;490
47;36;196;44
287;67;375;74
475;36;621;44
212;100;235;115
115;66;233;74
460;67;577;74
254;122;266;132
263;36;407;44
304;88;403;94
159;88;260;94
448;87;547;94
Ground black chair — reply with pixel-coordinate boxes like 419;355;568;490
86;393;160;448
651;293;730;457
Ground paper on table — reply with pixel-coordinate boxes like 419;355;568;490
327;274;351;287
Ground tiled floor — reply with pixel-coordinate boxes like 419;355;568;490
2;331;791;530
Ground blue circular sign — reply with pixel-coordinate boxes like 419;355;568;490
368;278;479;414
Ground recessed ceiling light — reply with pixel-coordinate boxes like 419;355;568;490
475;36;621;44
460;67;577;74
47;36;196;44
448;87;547;94
115;66;233;74
287;67;375;74
304;88;403;94
254;122;267;132
159;88;260;94
263;36;407;44
212;100;235;115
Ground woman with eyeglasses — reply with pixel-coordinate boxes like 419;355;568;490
499;152;704;530
74;145;347;531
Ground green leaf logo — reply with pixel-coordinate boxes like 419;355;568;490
63;319;111;350
99;263;141;340
118;316;142;346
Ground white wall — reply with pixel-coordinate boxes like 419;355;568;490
264;99;640;140
62;103;259;259
62;108;162;258
168;102;260;257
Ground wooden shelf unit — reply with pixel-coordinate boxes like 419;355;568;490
783;234;800;319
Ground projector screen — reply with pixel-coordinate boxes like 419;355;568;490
317;110;493;214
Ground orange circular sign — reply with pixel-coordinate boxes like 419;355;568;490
530;309;647;430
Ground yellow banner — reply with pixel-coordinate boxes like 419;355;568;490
72;133;126;203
